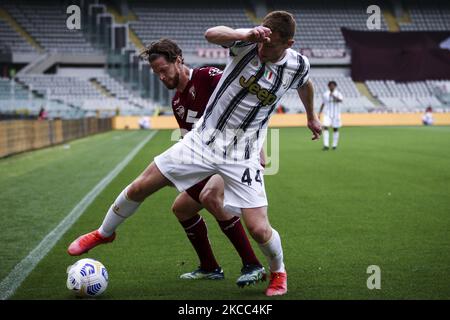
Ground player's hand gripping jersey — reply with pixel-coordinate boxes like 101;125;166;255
193;40;310;160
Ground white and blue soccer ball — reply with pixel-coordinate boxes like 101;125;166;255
66;258;108;297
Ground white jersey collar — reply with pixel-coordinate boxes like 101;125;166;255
267;49;290;66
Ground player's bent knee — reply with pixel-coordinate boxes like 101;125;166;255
171;200;190;220
171;202;189;221
127;181;143;202
127;179;150;202
127;163;171;202
247;224;271;244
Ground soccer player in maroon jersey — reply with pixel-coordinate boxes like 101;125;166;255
143;39;266;286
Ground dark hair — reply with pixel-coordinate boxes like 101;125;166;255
262;11;296;41
139;38;183;64
328;81;337;87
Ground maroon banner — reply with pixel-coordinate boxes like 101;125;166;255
342;28;450;81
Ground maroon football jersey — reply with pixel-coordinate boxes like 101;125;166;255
172;67;222;134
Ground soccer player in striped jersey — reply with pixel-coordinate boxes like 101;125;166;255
318;81;344;150
67;11;322;297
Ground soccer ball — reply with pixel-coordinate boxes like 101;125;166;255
66;258;108;297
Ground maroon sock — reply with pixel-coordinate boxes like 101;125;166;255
218;216;262;267
180;214;220;272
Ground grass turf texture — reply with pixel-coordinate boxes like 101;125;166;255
2;126;449;299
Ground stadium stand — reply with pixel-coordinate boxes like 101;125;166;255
16;74;152;117
399;0;450;31
17;75;102;101
96;75;134;100
129;1;254;55
0;76;83;119
3;1;97;53
0;19;36;53
0;77;28;100
0;0;448;120
270;0;389;52
366;80;447;111
0;77;30;114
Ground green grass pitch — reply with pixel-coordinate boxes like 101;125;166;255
2;126;449;299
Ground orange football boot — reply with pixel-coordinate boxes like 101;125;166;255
265;271;287;296
67;230;115;256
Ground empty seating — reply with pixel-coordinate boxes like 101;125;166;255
129;1;389;53
0;77;30;100
129;2;254;54
96;76;134;100
399;0;450;31
3;1;97;53
18;75;103;103
0;77;79;118
278;76;376;113
0;19;35;53
270;0;389;51
15;74;154;117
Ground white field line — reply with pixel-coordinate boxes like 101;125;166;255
0;130;158;300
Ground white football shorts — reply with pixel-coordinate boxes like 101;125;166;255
323;114;342;128
154;131;268;216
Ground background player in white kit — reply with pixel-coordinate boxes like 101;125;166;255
318;81;343;150
68;11;322;297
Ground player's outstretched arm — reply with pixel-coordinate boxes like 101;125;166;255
297;79;322;140
204;26;272;47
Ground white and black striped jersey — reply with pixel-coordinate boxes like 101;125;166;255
322;90;343;119
193;40;310;160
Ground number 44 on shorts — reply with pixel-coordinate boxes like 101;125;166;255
241;168;262;186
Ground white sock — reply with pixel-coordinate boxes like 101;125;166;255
323;129;329;148
333;131;339;148
98;186;141;237
258;228;285;273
